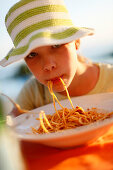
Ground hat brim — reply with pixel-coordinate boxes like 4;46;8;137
0;26;94;67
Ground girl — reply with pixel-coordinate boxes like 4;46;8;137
0;0;113;115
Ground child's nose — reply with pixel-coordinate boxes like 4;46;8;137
43;59;56;72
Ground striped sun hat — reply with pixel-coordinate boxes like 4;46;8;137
0;0;94;67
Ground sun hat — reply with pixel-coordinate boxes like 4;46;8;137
0;0;94;67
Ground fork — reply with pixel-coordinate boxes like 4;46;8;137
0;93;33;126
0;92;28;115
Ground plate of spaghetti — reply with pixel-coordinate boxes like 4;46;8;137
9;79;113;148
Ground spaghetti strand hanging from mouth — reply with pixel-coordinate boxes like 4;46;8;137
48;80;64;109
60;78;74;109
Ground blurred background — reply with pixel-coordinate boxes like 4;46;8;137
0;1;113;169
0;0;113;105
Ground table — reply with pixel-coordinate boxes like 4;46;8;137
20;126;113;170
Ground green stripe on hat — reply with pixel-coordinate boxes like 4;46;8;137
14;19;73;46
7;5;68;35
5;0;37;22
6;27;78;60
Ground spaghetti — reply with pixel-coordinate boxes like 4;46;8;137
32;78;113;134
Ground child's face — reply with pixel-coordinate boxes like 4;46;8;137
25;41;78;92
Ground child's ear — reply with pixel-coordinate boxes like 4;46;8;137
75;39;80;50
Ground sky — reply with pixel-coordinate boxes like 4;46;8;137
0;0;113;61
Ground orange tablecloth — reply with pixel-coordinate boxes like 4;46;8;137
20;126;113;170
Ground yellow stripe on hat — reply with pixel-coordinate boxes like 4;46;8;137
6;0;45;22
14;19;73;46
6;27;79;60
5;0;66;23
7;5;68;35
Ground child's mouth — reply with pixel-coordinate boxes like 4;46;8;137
50;77;61;84
47;75;63;84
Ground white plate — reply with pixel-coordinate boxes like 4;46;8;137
8;92;113;148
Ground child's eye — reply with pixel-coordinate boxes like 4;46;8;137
52;44;61;48
27;52;38;58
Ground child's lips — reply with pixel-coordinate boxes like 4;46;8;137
47;75;63;84
51;77;60;81
50;77;60;84
52;79;61;84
